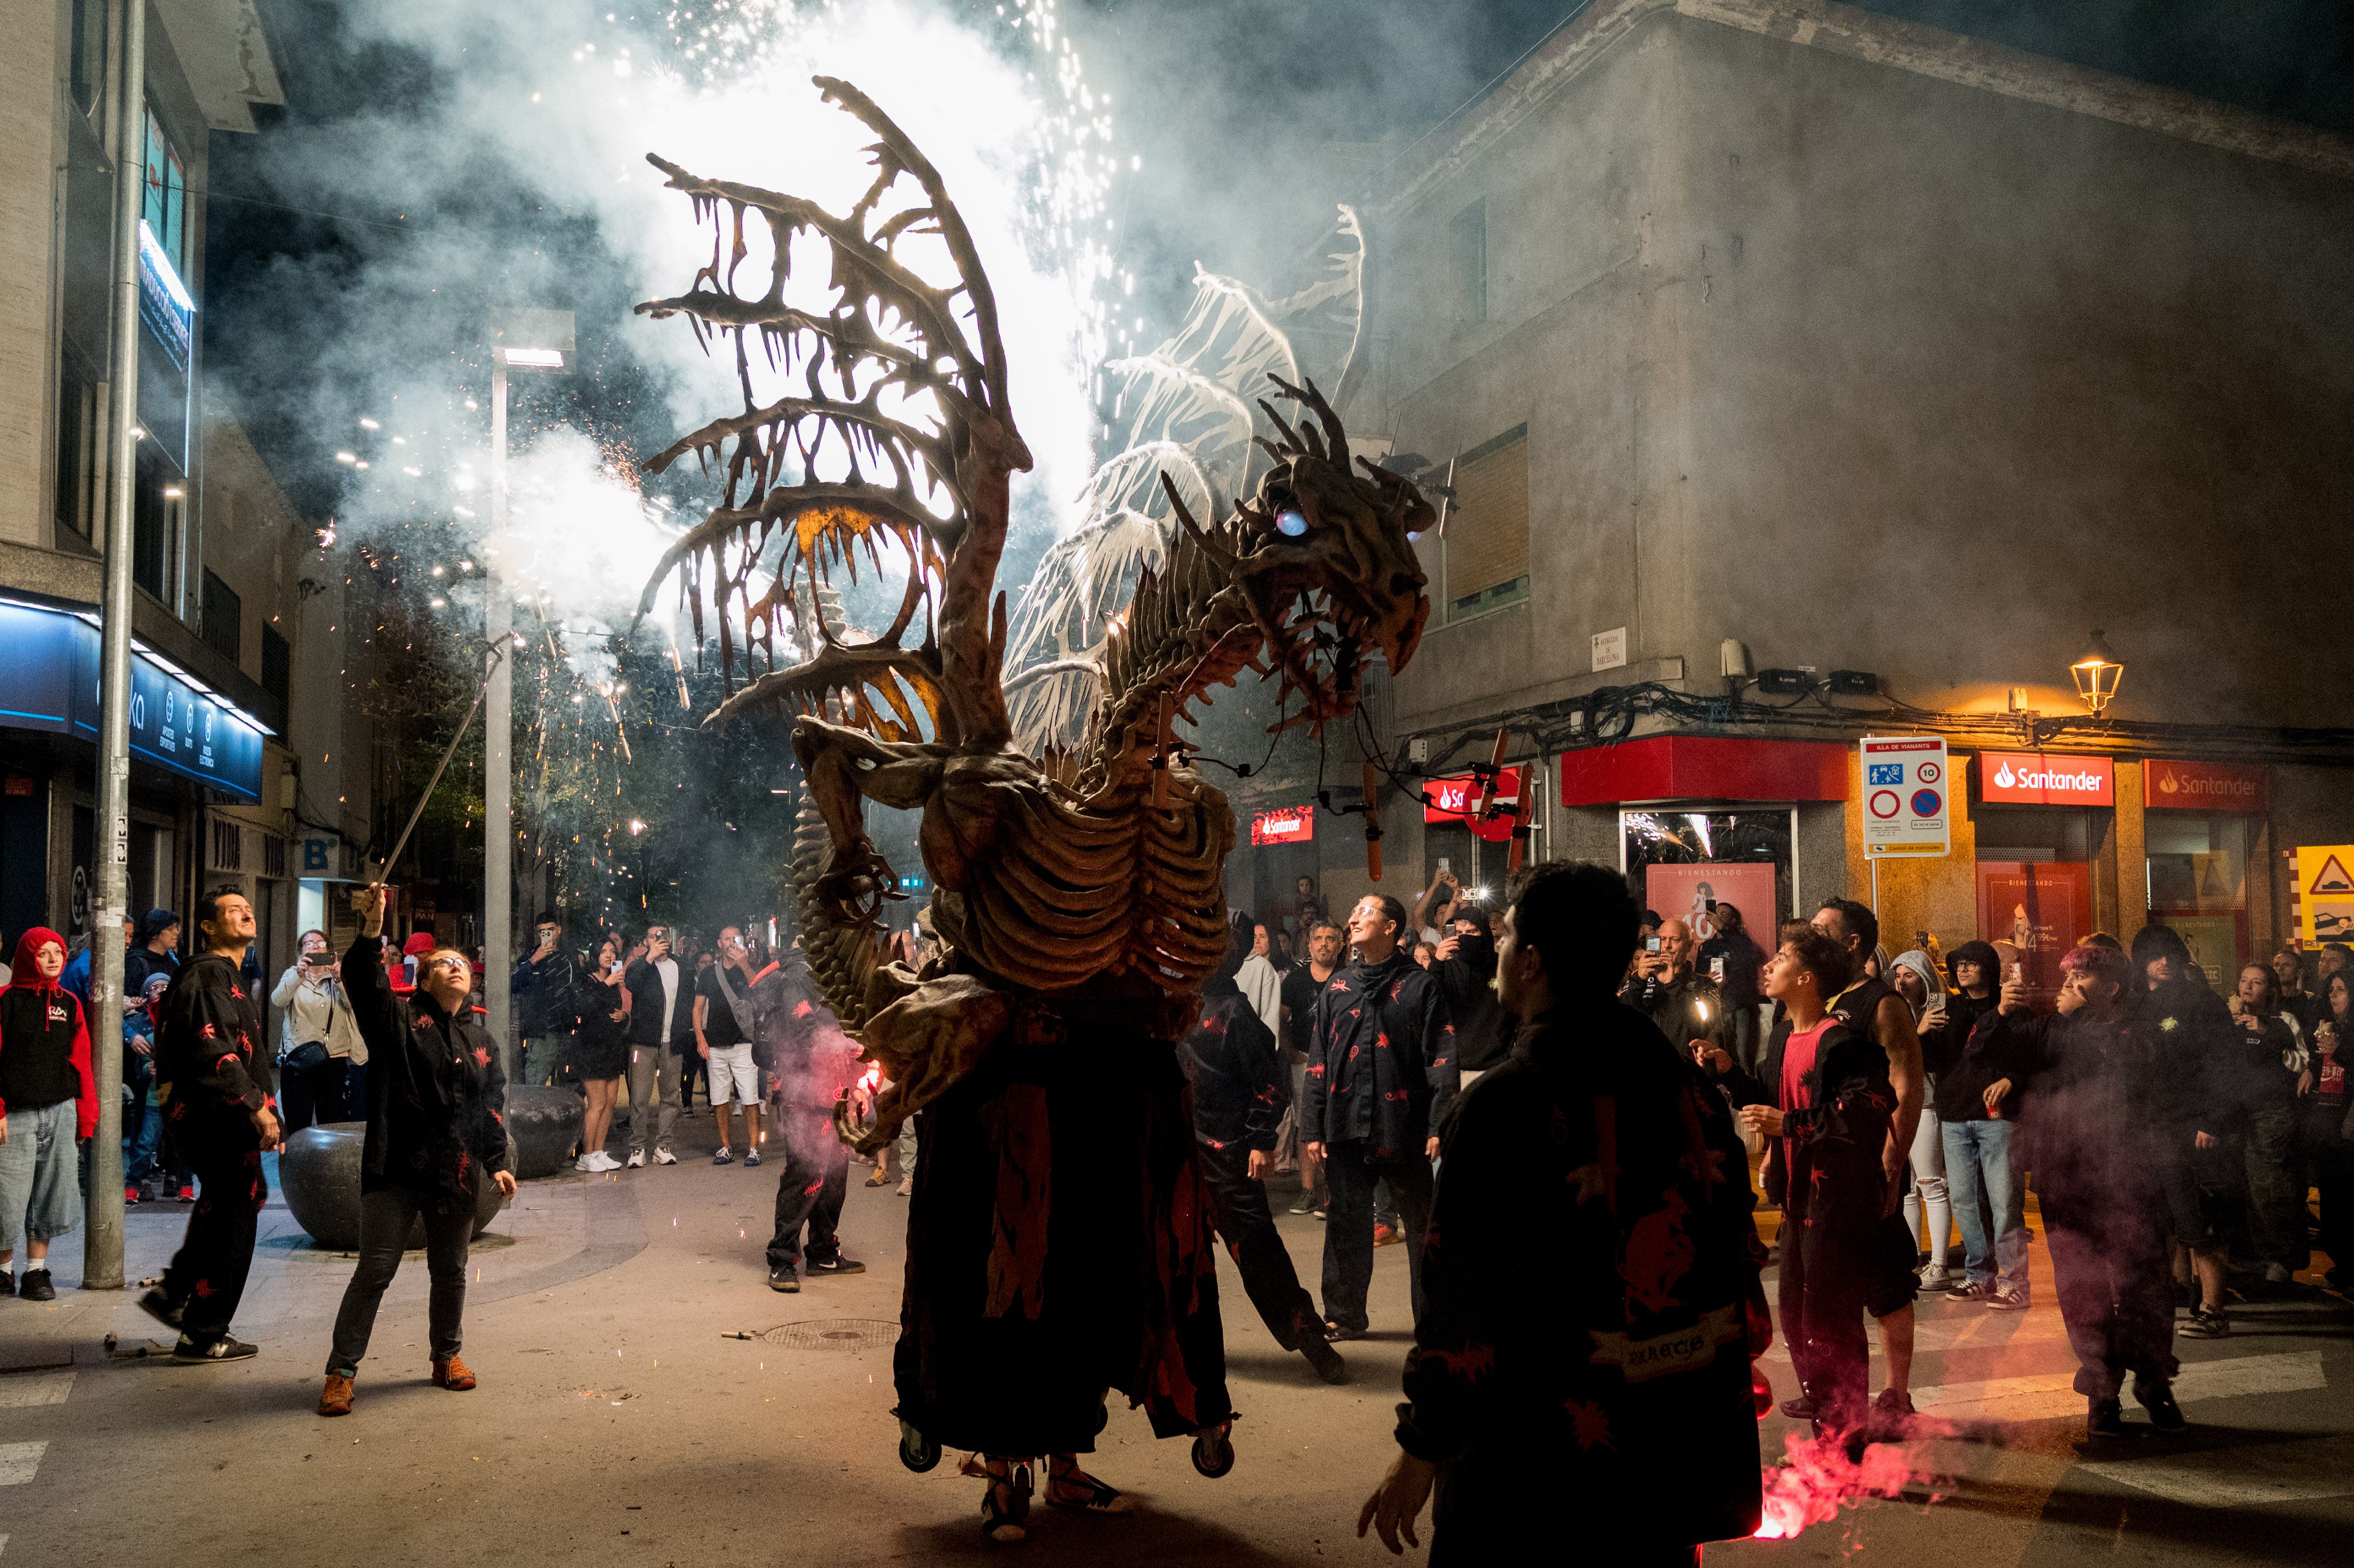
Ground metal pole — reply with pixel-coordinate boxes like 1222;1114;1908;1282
486;358;513;1075
84;0;148;1290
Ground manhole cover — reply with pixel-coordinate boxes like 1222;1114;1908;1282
760;1318;898;1352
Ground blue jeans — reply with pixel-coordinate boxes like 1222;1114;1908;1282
1942;1117;2028;1291
124;1059;165;1185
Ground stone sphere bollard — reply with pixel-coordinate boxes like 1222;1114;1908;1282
503;1084;587;1180
279;1123;511;1250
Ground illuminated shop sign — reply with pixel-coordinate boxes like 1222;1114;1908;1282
1250;806;1314;846
1424;767;1525;844
138;220;195;372
1976;751;2113;807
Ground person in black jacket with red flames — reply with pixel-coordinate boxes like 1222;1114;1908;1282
1965;940;2186;1439
317;884;514;1417
143;888;281;1362
1302;893;1457;1340
1359;863;1766;1566
1179;917;1347;1384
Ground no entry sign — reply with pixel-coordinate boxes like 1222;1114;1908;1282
1860;736;1950;858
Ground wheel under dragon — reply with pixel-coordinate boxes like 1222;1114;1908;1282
633;79;1433;1477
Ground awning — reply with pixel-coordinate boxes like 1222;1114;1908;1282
1557;736;1848;806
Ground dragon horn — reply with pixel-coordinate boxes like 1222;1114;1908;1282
1269;373;1348;462
1160;472;1241;571
1255;398;1315;459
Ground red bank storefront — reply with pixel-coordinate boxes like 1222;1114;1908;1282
1552;736;1851;928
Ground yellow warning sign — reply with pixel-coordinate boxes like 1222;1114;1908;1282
2297;845;2354;946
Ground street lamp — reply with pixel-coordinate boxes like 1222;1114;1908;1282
486;308;574;1077
2069;631;2124;719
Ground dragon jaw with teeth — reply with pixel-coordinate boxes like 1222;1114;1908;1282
631;79;1433;1153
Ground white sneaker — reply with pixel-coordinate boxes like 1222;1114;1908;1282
896;1178;913;1197
575;1154;597;1172
625;1150;645;1169
652;1149;677;1166
589;1151;622;1172
1918;1264;1957;1291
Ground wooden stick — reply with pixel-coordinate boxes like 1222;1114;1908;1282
1363;761;1383;882
1473;726;1509;822
1506;766;1535;874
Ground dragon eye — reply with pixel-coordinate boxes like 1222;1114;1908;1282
1275;508;1309;538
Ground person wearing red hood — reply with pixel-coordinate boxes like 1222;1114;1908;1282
398;931;438;993
1;928;100;1301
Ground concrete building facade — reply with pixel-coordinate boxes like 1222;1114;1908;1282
1237;0;2354;979
0;1;374;996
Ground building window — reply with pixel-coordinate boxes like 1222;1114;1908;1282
69;0;108;119
54;356;99;538
133;447;179;601
1441;424;1529;623
2145;812;2251;992
202;568;242;667
262;624;291;707
142;107;189;275
1451;199;1486;323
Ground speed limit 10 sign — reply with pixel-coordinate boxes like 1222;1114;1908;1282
1860;736;1951;858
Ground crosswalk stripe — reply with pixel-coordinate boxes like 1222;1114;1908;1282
0;1444;47;1487
0;1373;73;1409
2079;1433;2354;1509
1913;1351;2325;1422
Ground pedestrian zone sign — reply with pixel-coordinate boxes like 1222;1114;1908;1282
1860;736;1950;858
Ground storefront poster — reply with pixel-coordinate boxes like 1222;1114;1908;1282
2167;914;2244;997
1645;864;1778;949
1975;861;2091;992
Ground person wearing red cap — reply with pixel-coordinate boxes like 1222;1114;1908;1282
0;928;99;1301
399;931;439;992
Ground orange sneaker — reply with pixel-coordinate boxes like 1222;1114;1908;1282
318;1374;355;1416
430;1355;477;1391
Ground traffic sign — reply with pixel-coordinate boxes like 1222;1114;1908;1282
1860;737;1950;858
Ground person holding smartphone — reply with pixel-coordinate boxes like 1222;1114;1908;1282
272;930;367;1131
1616;918;1727;1067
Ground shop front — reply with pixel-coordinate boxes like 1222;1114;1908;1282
1970;751;2114;989
2142;758;2269;981
1555;735;1851;930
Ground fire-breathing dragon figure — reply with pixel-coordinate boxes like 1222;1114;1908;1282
633;77;1432;1474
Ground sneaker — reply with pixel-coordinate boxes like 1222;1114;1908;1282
652;1149;677;1166
804;1255;866;1276
1917;1264;1957;1292
575;1155;599;1173
1949;1280;1996;1304
1372;1223;1402;1248
2086;1396;2127;1439
177;1185;196;1203
865;1169;892;1187
743;1148;761;1168
1311;1206;1329;1222
625;1150;646;1169
2261;1262;2293;1287
713;1148;734;1166
172;1336;259;1364
430;1355;477;1391
896;1178;913;1197
1985;1287;2031;1311
768;1267;801;1292
2131;1375;2186;1432
137;1286;184;1331
124;1185;143;1205
318;1373;356;1416
2181;1305;2231;1338
1288;1193;1319;1216
1778;1394;1819;1421
0;1272;12;1298
1323;1320;1366;1342
19;1269;55;1302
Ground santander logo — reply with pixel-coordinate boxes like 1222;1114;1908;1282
1981;752;2113;803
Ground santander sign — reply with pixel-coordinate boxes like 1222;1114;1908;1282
1978;752;2114;806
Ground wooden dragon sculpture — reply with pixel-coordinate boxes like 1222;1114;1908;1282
632;78;1433;1154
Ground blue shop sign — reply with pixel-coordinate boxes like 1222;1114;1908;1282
0;600;266;801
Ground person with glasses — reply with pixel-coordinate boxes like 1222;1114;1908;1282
317;885;515;1416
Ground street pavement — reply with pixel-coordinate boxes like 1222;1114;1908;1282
2;1115;2348;1566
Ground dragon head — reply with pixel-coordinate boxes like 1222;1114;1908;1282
1220;376;1432;723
